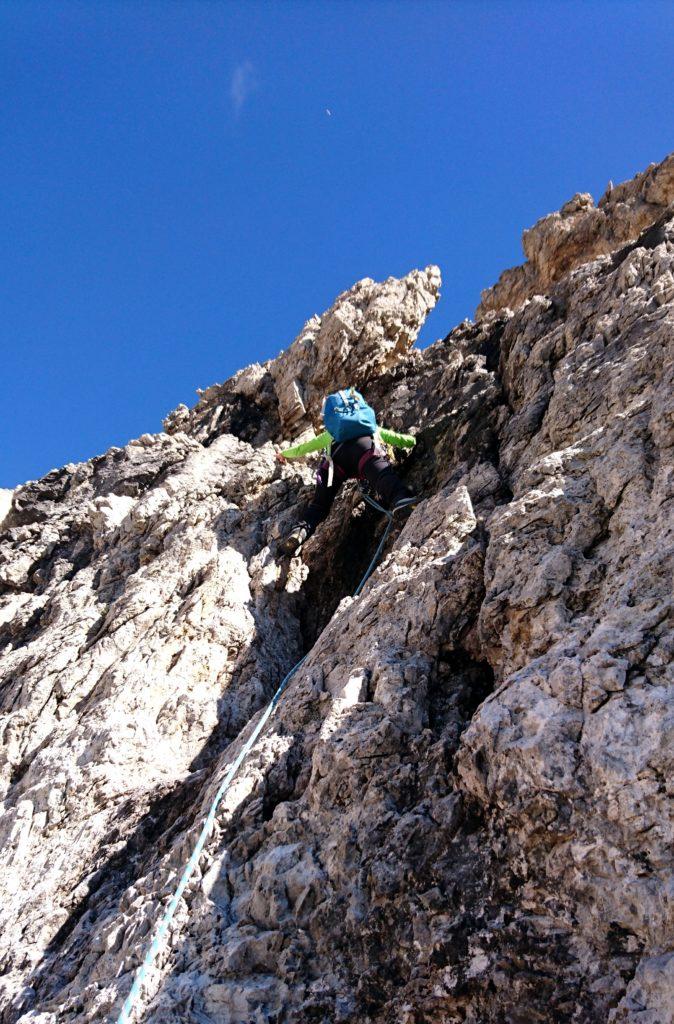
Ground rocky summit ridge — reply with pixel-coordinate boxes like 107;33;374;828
0;153;673;1024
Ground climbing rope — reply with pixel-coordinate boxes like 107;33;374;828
353;491;394;596
116;492;406;1023
116;657;307;1023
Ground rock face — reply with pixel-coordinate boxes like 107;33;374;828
0;157;672;1024
477;151;674;318
162;267;441;444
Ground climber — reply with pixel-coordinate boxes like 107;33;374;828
275;388;417;555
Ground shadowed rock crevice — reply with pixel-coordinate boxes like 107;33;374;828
2;772;209;1022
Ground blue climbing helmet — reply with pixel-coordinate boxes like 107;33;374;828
322;387;378;442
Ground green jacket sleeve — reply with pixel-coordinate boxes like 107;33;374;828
281;430;332;459
379;426;416;449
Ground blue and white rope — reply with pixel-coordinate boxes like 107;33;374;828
116;655;306;1023
116;493;402;1023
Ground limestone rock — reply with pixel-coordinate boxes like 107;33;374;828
162;265;441;445
0;166;673;1024
477;150;674;317
270;266;441;434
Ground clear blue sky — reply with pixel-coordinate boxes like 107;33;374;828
2;1;673;487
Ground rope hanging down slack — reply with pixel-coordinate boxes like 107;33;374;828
116;491;402;1023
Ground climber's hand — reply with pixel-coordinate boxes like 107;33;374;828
276;451;287;464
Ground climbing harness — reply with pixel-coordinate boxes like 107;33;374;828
116;489;409;1024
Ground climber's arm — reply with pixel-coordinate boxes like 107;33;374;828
278;430;332;461
379;426;416;449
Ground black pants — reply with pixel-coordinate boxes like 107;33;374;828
301;435;410;533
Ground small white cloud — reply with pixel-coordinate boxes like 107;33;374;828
230;61;256;116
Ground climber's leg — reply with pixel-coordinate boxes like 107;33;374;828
357;443;415;510
279;458;343;555
305;457;344;528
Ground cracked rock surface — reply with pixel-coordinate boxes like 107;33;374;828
0;156;673;1024
478;151;674;318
